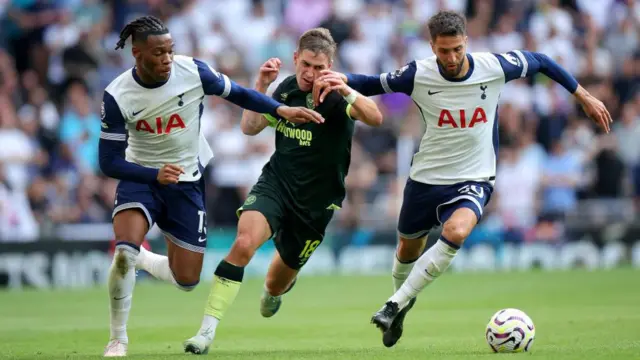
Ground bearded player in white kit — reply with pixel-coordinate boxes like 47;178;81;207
314;10;612;348
98;16;323;357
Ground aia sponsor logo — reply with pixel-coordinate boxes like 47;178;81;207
135;114;185;134
437;108;487;128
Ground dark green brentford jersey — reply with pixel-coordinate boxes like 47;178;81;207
262;75;355;213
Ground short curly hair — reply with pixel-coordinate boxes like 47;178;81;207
428;11;467;41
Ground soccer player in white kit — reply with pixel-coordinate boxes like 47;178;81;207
99;16;323;357
314;10;612;348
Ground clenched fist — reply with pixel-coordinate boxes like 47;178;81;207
157;164;184;185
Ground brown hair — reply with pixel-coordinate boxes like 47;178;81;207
427;10;466;41
297;28;337;61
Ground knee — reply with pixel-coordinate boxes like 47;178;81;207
442;220;471;245
170;267;200;292
397;236;426;261
229;232;259;266
112;210;148;245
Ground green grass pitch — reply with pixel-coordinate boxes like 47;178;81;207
1;269;639;359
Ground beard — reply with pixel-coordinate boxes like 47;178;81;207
437;58;465;77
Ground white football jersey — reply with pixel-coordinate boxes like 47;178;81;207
378;50;533;186
100;55;227;182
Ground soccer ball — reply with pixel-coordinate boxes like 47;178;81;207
485;308;535;353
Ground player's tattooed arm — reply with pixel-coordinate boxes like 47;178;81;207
238;78;272;136
240;58;280;135
240;109;270;136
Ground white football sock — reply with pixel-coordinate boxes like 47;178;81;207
389;238;459;309
392;254;418;292
136;247;174;282
136;247;197;291
108;242;139;343
198;315;220;341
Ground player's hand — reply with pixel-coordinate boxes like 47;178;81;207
276;105;324;125
157;164;184;185
256;58;281;90
313;70;348;106
575;87;613;133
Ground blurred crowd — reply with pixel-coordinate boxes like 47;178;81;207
0;0;638;245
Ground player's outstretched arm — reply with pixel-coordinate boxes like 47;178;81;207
98;91;183;184
314;62;416;106
571;85;612;133
194;58;323;128
496;51;612;133
314;73;383;127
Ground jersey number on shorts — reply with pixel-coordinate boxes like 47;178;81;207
198;210;207;241
458;184;484;198
299;240;321;265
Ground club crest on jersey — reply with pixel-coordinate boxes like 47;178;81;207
135;114;185;134
281;92;289;101
438;108;487;128
499;52;521;67
390;64;409;78
244;195;256;206
306;93;315;109
480;84;487;100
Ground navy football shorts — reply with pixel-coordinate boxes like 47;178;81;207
113;176;207;253
397;178;493;239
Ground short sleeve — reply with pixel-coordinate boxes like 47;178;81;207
193;58;231;97
380;61;417;95
493;51;531;82
99;91;127;141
